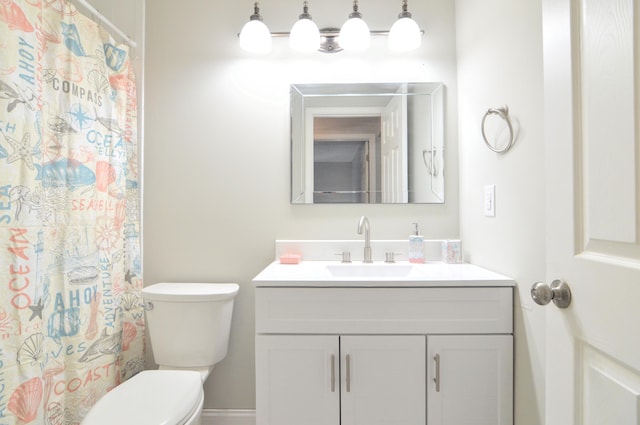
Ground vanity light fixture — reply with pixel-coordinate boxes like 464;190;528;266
239;2;272;54
338;0;370;52
388;0;422;52
289;1;321;52
239;0;424;54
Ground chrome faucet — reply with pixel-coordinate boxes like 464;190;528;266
357;216;372;263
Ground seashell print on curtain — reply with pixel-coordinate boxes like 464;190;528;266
0;1;144;423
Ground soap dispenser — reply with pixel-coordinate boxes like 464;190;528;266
408;223;425;264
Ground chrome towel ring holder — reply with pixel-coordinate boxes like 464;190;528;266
481;105;515;153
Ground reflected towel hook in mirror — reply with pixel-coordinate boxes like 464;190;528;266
481;105;515;153
422;148;438;177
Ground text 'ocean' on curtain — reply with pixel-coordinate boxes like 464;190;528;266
0;0;143;424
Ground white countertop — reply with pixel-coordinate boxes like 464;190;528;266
252;261;515;288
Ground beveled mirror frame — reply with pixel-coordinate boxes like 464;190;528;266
291;82;444;204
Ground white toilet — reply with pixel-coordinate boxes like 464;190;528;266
82;282;240;425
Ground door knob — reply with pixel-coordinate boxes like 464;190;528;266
531;280;572;309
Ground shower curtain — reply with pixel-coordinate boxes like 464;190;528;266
0;1;143;424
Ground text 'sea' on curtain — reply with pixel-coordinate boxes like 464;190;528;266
0;1;143;424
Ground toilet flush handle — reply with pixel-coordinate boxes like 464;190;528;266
144;301;154;311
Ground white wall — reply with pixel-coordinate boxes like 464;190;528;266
455;1;546;424
144;0;459;409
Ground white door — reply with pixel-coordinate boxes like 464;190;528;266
381;95;408;203
543;0;640;424
255;335;339;425
427;335;513;425
340;335;425;425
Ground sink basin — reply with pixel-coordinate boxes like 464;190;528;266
326;263;421;278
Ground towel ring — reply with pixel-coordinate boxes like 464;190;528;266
481;106;514;153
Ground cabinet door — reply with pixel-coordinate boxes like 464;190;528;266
341;335;426;425
427;335;513;425
255;335;339;425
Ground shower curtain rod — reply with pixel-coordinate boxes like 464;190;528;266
70;0;137;48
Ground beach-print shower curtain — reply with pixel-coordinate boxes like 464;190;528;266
0;1;143;423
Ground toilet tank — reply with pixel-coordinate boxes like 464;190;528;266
142;283;239;369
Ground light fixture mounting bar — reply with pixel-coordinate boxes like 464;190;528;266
269;29;424;37
263;28;424;53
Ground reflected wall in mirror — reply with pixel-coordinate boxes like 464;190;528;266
291;82;445;204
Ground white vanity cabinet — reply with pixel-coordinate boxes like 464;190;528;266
255;335;339;425
427;335;513;425
256;334;425;425
254;283;514;425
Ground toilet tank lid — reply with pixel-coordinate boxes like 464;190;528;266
142;282;239;302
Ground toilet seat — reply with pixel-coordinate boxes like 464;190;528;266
81;370;203;425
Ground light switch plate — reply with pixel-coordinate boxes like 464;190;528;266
484;185;496;217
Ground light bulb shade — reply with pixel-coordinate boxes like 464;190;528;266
239;19;272;54
290;18;320;52
388;17;421;52
339;17;370;51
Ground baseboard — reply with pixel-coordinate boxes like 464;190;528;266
200;409;256;425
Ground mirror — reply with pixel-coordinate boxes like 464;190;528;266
291;82;445;204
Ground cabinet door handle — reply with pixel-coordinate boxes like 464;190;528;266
346;354;351;392
433;354;441;392
330;354;336;392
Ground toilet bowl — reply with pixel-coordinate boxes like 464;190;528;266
82;282;239;425
82;370;204;425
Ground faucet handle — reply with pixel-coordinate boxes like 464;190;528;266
335;251;352;263
384;252;402;263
